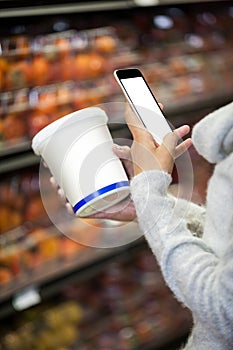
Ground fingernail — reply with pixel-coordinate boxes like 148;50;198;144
66;202;74;215
113;143;123;150
58;188;65;200
50;177;56;186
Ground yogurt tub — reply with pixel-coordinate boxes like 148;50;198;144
32;107;130;217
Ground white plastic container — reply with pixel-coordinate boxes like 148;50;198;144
32;107;130;217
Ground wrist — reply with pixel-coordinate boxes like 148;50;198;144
131;169;172;195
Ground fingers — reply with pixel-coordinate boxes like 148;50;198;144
112;144;134;179
89;197;136;222
125;104;155;149
174;125;190;139
50;176;59;190
49;171;74;214
124;101;192;174
162;131;180;153
124;103;141;129
158;102;164;110
65;202;74;215
112;144;131;159
173;125;192;157
50;176;67;204
162;125;192;158
58;188;66;202
175;138;192;158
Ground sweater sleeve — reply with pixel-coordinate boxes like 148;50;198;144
130;170;233;339
168;195;206;238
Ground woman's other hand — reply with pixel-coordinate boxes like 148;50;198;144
49;142;137;222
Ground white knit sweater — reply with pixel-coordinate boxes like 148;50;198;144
130;102;233;349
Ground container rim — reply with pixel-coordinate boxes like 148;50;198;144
31;107;108;154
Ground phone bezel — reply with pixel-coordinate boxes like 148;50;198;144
114;68;166;120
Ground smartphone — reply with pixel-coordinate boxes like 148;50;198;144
114;68;172;144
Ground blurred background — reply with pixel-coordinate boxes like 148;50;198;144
0;0;232;349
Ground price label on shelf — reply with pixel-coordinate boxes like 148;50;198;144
12;286;41;311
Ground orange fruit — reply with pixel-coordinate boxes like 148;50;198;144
28;110;50;138
0;58;9;90
61;55;76;81
37;90;57;114
54;37;71;58
3;113;27;141
88;53;105;77
74;53;91;80
31;54;49;86
94;35;117;54
0;268;12;284
6;60;32;89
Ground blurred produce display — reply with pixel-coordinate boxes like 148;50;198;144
0;248;192;350
0;27;119;145
0;169;48;234
0;4;233;148
0;166;103;295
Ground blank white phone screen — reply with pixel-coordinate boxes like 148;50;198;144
121;77;171;143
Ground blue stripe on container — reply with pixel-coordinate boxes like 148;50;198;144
73;181;129;213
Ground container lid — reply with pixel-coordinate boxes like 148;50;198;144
31;107;108;155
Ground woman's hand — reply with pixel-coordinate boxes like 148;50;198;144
125;105;192;176
49;142;137;221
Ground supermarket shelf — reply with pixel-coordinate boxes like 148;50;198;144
109;92;233;142
0;151;39;174
157;0;226;4
0;0;229;18
0;1;134;18
164;92;233;118
0;141;32;158
0;237;145;320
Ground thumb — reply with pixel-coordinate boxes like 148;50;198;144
125;104;155;147
112;144;131;160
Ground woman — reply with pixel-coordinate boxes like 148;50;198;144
94;101;233;349
54;101;233;349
